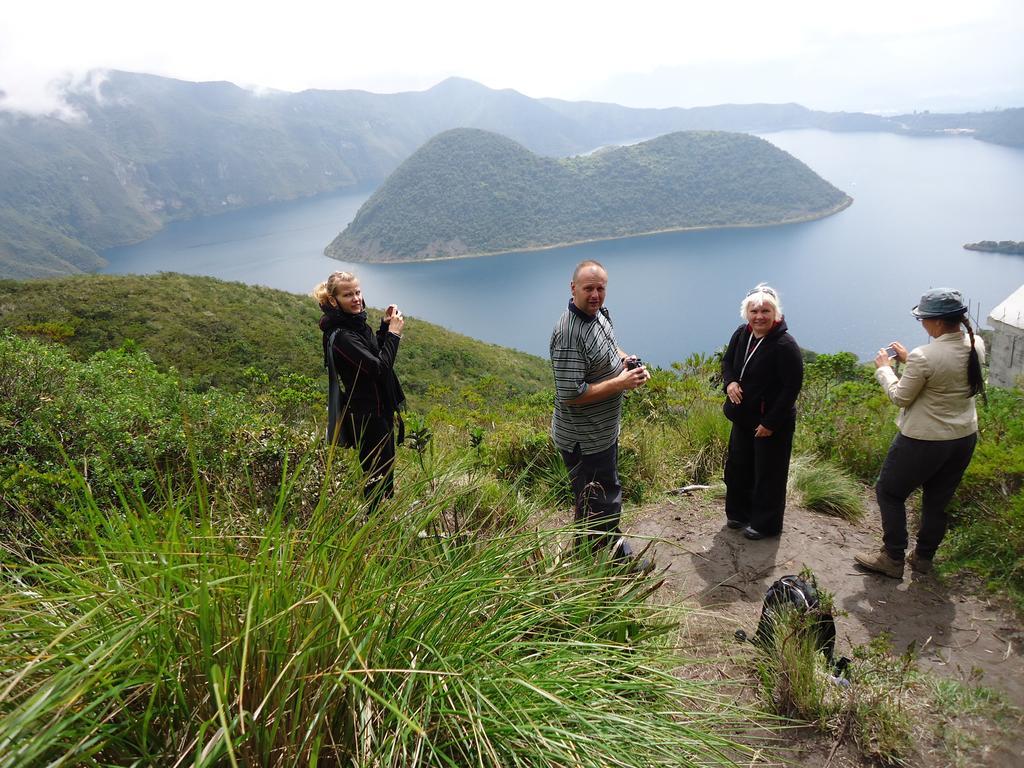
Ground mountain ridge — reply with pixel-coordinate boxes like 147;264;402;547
1;69;1020;278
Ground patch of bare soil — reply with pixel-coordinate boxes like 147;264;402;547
623;492;1024;767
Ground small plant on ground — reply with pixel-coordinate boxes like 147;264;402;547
787;454;866;522
754;605;841;722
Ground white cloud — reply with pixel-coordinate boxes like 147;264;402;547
0;0;1021;116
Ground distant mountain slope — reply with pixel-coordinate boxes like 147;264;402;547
0;273;551;403
891;107;1024;146
326;128;851;262
1;71;1019;278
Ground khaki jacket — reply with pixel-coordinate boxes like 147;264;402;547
875;331;984;441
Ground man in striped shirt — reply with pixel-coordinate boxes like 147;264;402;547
550;260;651;561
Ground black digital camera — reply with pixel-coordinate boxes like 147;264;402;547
626;356;644;370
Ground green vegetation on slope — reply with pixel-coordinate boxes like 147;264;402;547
3;329;1018;766
0;329;762;765
0;273;550;404
0;431;759;765
326;128;851;262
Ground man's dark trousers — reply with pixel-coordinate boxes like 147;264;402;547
561;441;632;558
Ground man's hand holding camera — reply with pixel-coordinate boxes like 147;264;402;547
619;355;650;391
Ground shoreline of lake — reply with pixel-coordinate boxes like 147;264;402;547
333;197;855;265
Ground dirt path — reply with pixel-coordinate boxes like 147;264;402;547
623;493;1024;766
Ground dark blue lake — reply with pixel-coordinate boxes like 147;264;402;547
103;130;1024;364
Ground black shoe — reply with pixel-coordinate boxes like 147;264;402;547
726;518;744;530
742;526;766;540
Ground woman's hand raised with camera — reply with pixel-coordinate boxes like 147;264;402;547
387;308;405;336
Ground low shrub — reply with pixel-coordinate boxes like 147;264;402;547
444;475;528;531
0;333;306;526
752;618;1013;768
845;636;916;765
959;387;1024;505
754;613;914;764
787;455;865;522
754;606;842;722
476;422;571;504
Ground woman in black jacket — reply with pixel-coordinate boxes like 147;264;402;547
314;271;406;509
721;284;803;539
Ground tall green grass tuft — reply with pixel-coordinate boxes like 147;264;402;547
0;459;759;767
787;455;865;522
678;403;731;485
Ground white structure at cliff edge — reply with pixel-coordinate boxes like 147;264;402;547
987;284;1024;388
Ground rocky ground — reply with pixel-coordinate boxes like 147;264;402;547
623;492;1024;767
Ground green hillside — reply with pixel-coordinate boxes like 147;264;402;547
0;273;550;403
326;129;851;262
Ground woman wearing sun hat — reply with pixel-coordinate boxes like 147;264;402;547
855;287;986;579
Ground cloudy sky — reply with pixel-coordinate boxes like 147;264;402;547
2;0;1022;116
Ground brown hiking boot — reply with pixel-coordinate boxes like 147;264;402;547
907;550;933;574
855;548;905;579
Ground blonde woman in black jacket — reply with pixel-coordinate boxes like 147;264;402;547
721;284;804;540
314;271;406;509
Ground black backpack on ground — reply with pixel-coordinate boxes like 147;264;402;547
736;574;849;674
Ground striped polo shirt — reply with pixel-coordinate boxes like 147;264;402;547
550;302;624;454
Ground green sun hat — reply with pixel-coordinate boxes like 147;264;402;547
911;287;968;319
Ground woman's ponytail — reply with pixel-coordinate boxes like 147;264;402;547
312;271;358;308
312;280;331;306
962;315;986;403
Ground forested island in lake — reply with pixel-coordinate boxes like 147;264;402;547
964;240;1024;255
326;129;851;262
